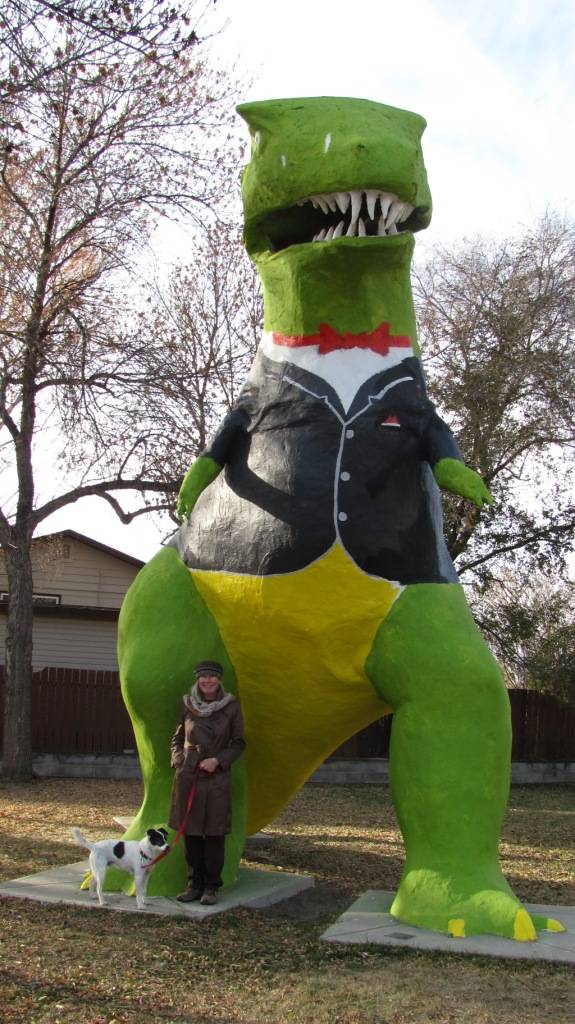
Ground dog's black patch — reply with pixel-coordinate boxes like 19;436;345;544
147;828;169;847
113;841;125;859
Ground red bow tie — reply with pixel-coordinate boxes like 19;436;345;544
272;322;412;357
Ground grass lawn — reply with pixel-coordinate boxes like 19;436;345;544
0;779;574;1024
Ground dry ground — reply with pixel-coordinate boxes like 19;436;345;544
0;779;574;1024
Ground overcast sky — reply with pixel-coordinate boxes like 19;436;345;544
39;0;575;559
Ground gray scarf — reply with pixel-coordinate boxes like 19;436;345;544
185;682;234;717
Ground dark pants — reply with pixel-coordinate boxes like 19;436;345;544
184;835;226;890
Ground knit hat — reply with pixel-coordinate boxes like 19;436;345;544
194;660;223;678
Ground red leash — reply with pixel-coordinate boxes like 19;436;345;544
144;771;198;869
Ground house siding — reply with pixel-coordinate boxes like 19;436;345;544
0;615;120;670
0;535;139;609
0;532;143;671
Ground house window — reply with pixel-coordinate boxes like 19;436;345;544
0;592;61;606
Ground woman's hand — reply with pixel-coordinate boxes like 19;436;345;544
199;757;219;773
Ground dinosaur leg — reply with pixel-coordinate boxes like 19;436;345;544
366;583;564;940
107;546;247;897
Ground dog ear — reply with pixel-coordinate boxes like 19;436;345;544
147;826;169;841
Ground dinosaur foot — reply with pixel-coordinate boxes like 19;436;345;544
391;867;566;941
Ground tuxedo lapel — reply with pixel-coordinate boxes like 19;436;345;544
251;349;348;422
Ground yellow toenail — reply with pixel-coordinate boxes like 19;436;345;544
546;918;566;933
448;918;465;938
514;908;536;942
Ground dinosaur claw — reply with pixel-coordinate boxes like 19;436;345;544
513;908;537;942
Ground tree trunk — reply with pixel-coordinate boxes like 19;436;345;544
2;538;34;780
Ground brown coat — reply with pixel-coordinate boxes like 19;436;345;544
168;696;245;836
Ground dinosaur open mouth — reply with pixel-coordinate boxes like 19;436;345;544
260;189;418;252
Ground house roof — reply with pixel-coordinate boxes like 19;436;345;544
33;529;146;569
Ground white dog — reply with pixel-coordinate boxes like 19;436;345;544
72;826;170;909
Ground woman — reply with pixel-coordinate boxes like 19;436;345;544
169;660;245;905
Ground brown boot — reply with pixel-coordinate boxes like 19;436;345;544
200;888;218;906
177;887;203;903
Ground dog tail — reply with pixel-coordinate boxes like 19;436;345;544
71;826;93;851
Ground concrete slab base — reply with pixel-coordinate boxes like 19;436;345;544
112;815;134;829
321;891;575;964
0;861;314;919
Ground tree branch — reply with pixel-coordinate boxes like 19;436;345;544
91;489;174;524
32;475;179;526
457;520;575;575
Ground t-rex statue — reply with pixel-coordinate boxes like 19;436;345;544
116;96;564;941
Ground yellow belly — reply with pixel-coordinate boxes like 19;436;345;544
192;543;400;831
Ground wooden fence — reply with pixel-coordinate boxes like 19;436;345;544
331;689;575;762
509;688;575;762
0;668;574;761
0;666;134;755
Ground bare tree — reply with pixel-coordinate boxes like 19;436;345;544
120;223;262;500
0;1;244;778
416;213;575;587
0;1;207;101
474;572;575;706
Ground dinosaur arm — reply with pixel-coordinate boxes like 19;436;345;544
177;457;223;521
424;412;493;510
433;458;493;509
176;408;250;521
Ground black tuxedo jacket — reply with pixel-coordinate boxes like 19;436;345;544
170;351;460;584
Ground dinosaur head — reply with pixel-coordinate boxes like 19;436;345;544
237;96;432;261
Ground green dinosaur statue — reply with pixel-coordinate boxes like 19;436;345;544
116;96;564;941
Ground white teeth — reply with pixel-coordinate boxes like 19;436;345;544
335;192;350;214
301;189;412;241
379;195;392;220
397;200;414;224
386;201;403;228
350;190;362;225
365;190;378;219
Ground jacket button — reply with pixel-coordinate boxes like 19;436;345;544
340;471;351;481
345;428;354;439
338;512;348;522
